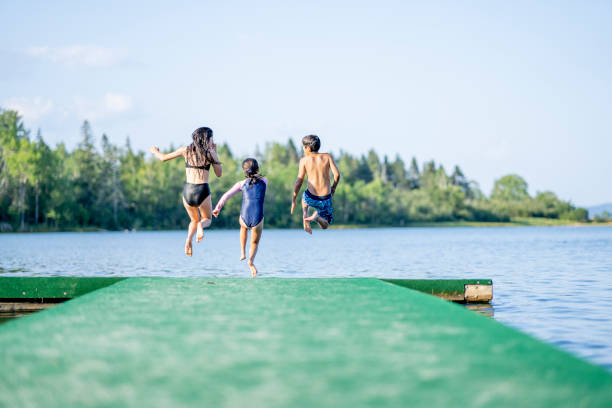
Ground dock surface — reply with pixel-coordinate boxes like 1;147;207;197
1;277;611;407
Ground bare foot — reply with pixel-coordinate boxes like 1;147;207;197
248;260;258;277
185;241;193;257
317;218;329;229
196;222;204;243
240;254;246;261
304;210;319;222
303;219;312;234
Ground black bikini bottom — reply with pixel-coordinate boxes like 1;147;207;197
183;183;210;207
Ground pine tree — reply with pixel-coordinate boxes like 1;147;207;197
366;150;381;180
98;134;125;228
407;157;420;189
389;154;406;188
450;165;472;197
355;155;373;183
287;139;299;164
380;155;389;184
72;120;99;226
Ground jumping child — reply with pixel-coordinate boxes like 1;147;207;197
149;127;222;256
213;158;267;277
291;135;340;234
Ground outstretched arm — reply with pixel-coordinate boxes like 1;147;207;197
212;181;243;217
328;154;341;195
291;158;306;214
149;145;186;162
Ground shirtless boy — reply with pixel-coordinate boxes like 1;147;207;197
291;135;341;234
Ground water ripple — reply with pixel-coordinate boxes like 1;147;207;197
1;226;611;371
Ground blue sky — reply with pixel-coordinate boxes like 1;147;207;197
1;1;611;206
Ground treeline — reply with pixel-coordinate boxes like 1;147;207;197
0;109;589;232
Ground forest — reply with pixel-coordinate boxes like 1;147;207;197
0;109;590;232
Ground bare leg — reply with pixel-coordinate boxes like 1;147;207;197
196;223;204;243
305;209;329;230
196;196;213;243
239;216;248;261
182;197;200;256
248;219;264;277
317;216;329;230
302;200;312;235
304;210;318;222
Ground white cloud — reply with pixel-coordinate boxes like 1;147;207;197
4;97;54;120
75;92;133;120
26;45;127;67
104;92;132;113
4;92;133;128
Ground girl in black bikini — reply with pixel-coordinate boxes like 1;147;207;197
149;127;222;256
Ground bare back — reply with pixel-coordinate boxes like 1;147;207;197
184;151;210;184
302;153;332;196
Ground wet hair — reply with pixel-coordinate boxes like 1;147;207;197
242;158;263;187
302;134;320;152
185;127;220;172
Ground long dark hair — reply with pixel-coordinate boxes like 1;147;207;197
186;127;220;170
242;158;263;187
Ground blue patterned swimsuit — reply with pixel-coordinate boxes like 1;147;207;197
303;189;333;224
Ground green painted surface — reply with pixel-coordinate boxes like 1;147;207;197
0;277;125;299
383;278;492;297
0;278;610;407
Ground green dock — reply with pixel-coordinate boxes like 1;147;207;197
1;277;611;407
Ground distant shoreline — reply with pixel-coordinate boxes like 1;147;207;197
2;218;612;233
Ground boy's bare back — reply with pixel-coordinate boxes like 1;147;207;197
301;153;333;196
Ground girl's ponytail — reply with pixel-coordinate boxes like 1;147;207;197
242;158;262;187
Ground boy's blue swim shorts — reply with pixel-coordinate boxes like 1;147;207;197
303;189;333;224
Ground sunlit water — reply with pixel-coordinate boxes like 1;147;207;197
1;226;611;371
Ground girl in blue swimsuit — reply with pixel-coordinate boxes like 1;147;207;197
213;158;266;277
150;127;222;256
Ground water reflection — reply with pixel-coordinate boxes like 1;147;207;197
463;303;495;318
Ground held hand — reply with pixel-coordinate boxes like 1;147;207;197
290;198;296;215
212;208;220;218
210;142;218;158
149;146;159;154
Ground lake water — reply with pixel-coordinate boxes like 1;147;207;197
1;226;611;371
